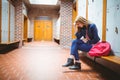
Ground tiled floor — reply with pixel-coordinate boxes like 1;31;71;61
0;41;120;80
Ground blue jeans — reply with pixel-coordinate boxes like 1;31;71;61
70;39;92;60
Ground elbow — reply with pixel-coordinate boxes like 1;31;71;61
94;38;100;44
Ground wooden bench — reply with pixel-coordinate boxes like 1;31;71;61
79;51;120;75
27;38;33;42
79;51;120;64
99;56;120;75
86;53;120;75
0;41;20;45
0;41;20;53
101;56;120;65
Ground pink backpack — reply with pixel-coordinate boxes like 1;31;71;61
88;41;111;57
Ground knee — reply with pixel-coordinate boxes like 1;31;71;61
70;52;76;55
72;39;78;45
72;39;83;45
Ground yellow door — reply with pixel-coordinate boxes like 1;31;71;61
34;20;52;41
34;20;44;41
44;20;52;41
23;16;28;42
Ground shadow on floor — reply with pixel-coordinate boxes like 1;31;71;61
80;56;120;80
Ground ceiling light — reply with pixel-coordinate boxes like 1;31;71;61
29;0;58;5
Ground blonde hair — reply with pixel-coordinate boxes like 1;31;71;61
75;16;91;26
74;16;92;32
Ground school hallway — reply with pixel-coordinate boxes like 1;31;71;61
1;0;120;79
0;41;119;80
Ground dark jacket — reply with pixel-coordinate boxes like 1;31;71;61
75;24;100;44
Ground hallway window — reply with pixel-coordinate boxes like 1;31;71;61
29;0;58;5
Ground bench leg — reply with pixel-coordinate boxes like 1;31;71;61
93;57;101;64
93;57;97;63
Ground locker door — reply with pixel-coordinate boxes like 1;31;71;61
1;0;9;43
10;3;15;42
88;0;103;39
106;0;120;56
0;0;1;42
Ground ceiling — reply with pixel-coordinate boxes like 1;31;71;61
10;0;74;13
10;0;74;18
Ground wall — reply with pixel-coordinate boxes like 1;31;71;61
13;0;31;46
22;3;27;16
54;17;60;40
14;0;23;47
106;0;120;56
27;19;31;38
60;0;73;48
28;19;34;38
27;7;59;40
53;18;57;39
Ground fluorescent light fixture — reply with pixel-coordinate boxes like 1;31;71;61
29;0;58;5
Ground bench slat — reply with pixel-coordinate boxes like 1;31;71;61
102;56;120;65
0;41;20;45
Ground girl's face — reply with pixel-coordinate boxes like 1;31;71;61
76;22;84;28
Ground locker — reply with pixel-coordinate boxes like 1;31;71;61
1;0;15;43
1;0;9;43
88;0;103;40
78;0;86;18
106;0;120;56
10;3;15;42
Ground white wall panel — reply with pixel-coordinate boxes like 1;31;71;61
10;4;15;42
78;0;86;18
23;3;27;17
52;18;57;39
29;19;34;38
1;0;9;43
106;0;120;56
88;0;103;40
28;18;31;38
55;17;60;39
